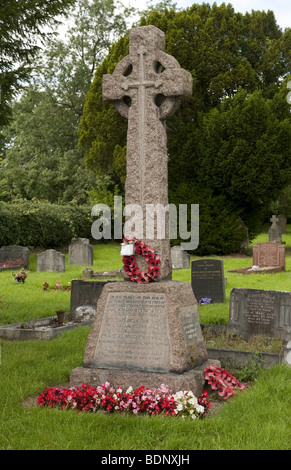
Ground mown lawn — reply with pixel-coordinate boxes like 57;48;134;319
0;234;291;450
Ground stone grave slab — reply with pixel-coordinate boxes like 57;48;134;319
171;245;190;269
0;245;29;270
228;288;291;341
277;214;287;234
191;259;225;303
70;279;110;315
228;242;285;274
68;238;93;266
37;249;65;272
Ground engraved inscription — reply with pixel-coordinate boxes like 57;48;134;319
180;306;198;346
93;292;172;371
246;297;275;325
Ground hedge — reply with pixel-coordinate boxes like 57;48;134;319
0;200;93;248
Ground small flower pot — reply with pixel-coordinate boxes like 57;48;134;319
56;310;65;326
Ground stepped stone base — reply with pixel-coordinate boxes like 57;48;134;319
70;359;220;395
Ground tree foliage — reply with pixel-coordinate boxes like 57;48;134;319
0;0;76;128
0;0;132;204
79;3;291;251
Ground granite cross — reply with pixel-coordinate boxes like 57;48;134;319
102;25;192;280
270;215;279;224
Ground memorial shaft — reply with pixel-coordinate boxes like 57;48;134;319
103;25;192;280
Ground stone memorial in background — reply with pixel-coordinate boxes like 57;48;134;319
0;245;29;270
70;279;110;315
171;245;190;269
277;214;287;234
70;25;218;394
191;259;226;303
228;242;285;274
268;214;282;243
37;249;65;272
228;287;291;341
68;238;93;266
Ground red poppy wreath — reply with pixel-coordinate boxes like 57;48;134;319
122;237;161;284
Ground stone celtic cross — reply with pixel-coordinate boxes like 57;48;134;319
103;25;192;280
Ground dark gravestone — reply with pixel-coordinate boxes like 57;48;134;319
191;259;225;303
228;288;291;341
0;245;29;270
70;279;110;314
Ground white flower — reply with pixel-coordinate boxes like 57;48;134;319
126;386;133;394
117;388;122;393
176;404;183;411
188;397;198;406
196;404;205;414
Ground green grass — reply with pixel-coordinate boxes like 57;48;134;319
0;237;291;450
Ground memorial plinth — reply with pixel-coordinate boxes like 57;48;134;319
70;281;217;394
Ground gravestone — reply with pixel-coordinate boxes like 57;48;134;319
191;259;225;303
278;214;287;234
228;242;285;274
37;249;65;272
0;246;29;270
70;25;218;394
228;288;291;341
268;215;282;243
70;279;109;315
68;238;93;266
253;242;285;272
171;245;190;269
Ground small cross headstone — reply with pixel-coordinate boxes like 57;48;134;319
268;214;282;243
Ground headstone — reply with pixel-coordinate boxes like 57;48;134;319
0;246;29;270
228;288;291;341
171;245;190;269
228;242;285;274
37;249;65;272
191;259;225;303
69;238;93;266
278;214;287;234
70;25;218;394
253;242;285;271
70;279;109;315
268;215;282;243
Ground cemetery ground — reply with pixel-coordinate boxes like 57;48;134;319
0;233;291;450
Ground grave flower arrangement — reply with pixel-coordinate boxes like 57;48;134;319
122;237;161;283
37;382;210;419
42;280;71;292
204;365;245;400
13;268;27;283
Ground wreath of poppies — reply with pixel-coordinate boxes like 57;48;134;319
122;237;161;284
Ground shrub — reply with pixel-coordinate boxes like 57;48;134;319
0;200;93;248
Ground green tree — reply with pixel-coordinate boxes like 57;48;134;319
79;3;291;250
0;0;76;128
1;0;133;204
